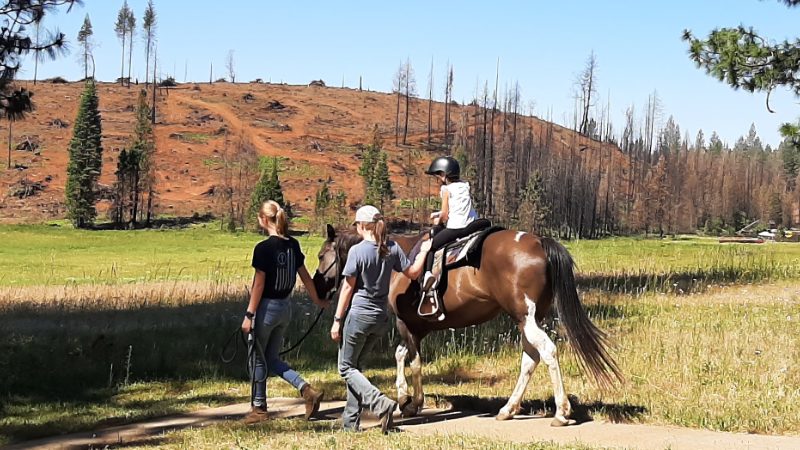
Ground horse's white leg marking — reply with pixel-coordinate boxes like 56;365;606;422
395;344;409;401
521;295;571;424
497;344;539;420
498;295;571;424
410;352;424;409
498;294;540;420
515;231;527;242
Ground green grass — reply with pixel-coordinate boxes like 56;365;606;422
565;236;800;294
2;227;800;446
174;132;212;144
0;223;324;286
2;226;799;290
2;284;799;445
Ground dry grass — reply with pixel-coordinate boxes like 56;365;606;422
123;419;607;449
2;230;800;446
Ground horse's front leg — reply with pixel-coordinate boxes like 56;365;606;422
395;343;411;412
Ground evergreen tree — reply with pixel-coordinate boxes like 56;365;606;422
77;14;94;80
126;8;136;87
115;1;132;86
110;147;141;225
769;192;784;226
142;1;157;85
1;1;77;169
370;151;394;209
250;157;285;226
132;90;156;225
779;125;800;192
315;179;332;214
66;81;103;228
684;1;800;139
709;131;724;154
518;171;549;232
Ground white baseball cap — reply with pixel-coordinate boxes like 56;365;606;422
354;205;381;224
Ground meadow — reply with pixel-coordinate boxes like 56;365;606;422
1;223;799;447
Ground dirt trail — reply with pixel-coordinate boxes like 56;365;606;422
7;399;799;450
171;92;345;168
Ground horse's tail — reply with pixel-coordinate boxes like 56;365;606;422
540;236;623;388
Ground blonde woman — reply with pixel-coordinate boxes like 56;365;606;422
242;201;328;424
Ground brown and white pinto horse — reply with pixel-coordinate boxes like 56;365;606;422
313;225;621;426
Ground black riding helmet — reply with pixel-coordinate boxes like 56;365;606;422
425;156;460;180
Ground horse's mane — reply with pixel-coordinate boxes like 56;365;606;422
333;228;427;262
334;231;362;264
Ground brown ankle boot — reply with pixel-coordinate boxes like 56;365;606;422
242;405;269;425
300;384;323;420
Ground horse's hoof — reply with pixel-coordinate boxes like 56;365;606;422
400;401;419;418
550;417;575;427
495;412;514;421
397;395;417;417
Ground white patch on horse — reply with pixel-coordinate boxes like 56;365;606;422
499;294;570;423
395;344;409;399
515;231;527;242
524;294;570;423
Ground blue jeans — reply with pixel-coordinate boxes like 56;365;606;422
252;298;307;409
337;311;395;430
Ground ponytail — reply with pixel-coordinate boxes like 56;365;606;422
258;200;289;237
363;214;389;258
374;217;389;258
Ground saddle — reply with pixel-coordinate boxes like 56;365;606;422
417;220;504;320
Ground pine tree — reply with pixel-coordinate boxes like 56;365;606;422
359;126;383;203
115;1;132;86
66;81;103;228
132;90;156;225
518;171;549;232
1;1;77;169
684;1;800;141
249;157;285;227
110;147;141;225
370;151;393;209
126;8;136;88
142;1;157;85
315;179;332;214
378;151;394;203
77;14;93;80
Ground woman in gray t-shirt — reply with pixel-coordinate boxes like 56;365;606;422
330;205;431;433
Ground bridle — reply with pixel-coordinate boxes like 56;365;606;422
317;240;343;301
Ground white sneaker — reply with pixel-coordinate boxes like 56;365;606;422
421;271;436;292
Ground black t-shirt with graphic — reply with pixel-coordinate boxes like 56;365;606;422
251;236;305;299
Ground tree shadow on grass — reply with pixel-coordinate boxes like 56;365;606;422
0;392;242;445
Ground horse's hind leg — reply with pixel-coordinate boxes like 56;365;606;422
498;295;572;425
395;343;411;412
496;345;540;421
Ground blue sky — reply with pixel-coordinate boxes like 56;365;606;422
22;0;800;148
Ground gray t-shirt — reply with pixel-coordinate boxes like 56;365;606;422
342;240;411;317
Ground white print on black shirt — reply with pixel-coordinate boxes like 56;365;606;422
275;248;294;293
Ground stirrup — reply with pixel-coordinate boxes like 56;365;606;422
417;290;440;318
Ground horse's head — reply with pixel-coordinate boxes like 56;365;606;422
313;224;339;300
313;224;362;300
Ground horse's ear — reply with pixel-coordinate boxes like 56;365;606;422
326;224;336;242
